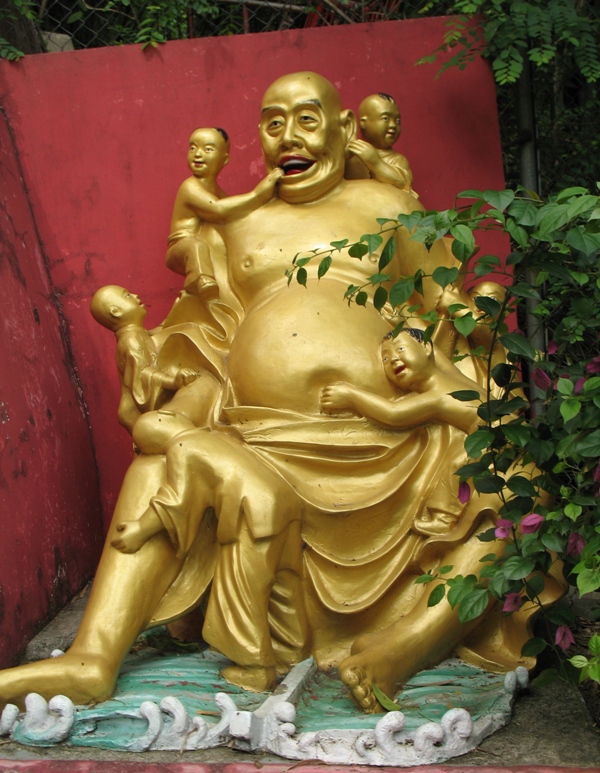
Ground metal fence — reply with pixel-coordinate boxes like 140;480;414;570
2;1;452;55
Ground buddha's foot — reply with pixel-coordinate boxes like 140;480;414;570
0;652;116;711
221;665;276;693
339;660;385;714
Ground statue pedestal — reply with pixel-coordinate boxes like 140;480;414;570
1;648;528;765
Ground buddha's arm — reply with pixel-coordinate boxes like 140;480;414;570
184;168;283;224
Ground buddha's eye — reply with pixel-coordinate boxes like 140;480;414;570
267;117;283;130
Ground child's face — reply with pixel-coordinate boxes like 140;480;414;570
360;97;401;149
106;286;146;325
187;129;229;179
381;333;430;388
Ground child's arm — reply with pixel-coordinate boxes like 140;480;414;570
183;168;283;224
347;139;411;189
320;382;439;428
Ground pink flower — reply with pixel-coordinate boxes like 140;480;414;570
566;533;585;558
547;340;558;355
521;513;544;533
531;368;553;390
458;481;471;504
555;625;575;651
586;357;600;374
575;377;587;394
593;461;600;484
503;593;523;612
495;518;513;539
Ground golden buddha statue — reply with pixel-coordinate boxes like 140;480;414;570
0;72;564;716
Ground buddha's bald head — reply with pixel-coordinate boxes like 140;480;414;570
259;72;356;204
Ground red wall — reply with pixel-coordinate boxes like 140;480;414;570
0;109;103;667
0;18;507;662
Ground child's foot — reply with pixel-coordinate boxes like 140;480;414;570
110;521;150;553
196;276;219;300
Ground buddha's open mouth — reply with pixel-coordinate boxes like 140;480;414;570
393;365;406;375
279;156;316;176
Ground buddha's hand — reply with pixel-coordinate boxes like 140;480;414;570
320;383;357;414
346;139;379;167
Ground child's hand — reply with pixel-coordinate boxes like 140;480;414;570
255;168;284;200
436;285;464;315
174;368;198;389
347;139;379;167
320;383;356;414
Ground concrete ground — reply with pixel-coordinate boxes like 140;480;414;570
1;590;599;769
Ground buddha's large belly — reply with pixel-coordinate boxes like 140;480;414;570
227;280;397;413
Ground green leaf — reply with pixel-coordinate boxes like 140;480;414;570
506;476;537;497
569;655;590;669
427;583;446;607
556;378;574;396
450;390;481;402
589;633;600;656
506;218;529;248
564;503;582;520
574;430;600;457
361;233;383;255
454;313;477;337
458;588;490;623
372;683;402;711
560;399;581;423
296;267;307;286
464;428;494;458
474;296;502;318
499;333;536;359
355;291;368;307
492;363;515;387
577;568;600;595
390;278;415;307
450;224;475;256
415;573;436;584
566;227;600;258
330;239;348;251
511;282;541;299
432;265;459;289
484;189;515;212
545;605;576;626
379;236;396;271
531;668;559;687
373;286;388;312
541;532;566;552
317;255;332;279
474;475;505;494
503;555;535;580
439;565;454;574
502;424;531;446
525;574;545;598
521;636;547;657
348;242;369;259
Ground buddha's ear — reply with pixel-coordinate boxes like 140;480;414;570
340;109;357;144
110;305;121;319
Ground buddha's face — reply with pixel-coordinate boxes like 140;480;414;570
468;281;506;303
381;333;431;389
187;128;229;180
359;96;401;150
259;72;355;204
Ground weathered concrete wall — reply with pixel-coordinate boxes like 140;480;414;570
0;18;507;663
0;109;103;667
